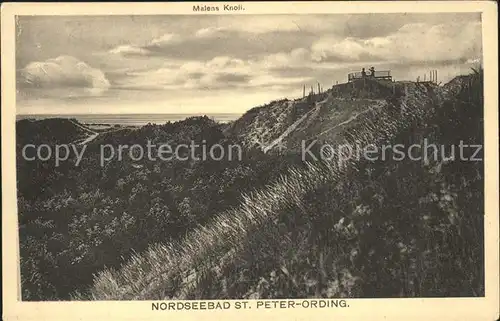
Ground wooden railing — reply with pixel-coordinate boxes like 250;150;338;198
348;70;392;82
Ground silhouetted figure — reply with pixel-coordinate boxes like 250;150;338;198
369;66;375;77
361;68;366;78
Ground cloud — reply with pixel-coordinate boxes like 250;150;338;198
115;55;312;91
108;33;182;57
19;56;110;90
150;33;181;45
194;27;233;38
115;56;252;90
106;21;316;60
311;37;380;63
194;20;301;36
109;45;151;56
109;29;247;59
391;22;482;63
261;48;310;68
309;21;482;65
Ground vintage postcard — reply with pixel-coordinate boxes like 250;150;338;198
2;1;498;320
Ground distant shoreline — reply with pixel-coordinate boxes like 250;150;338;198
16;113;242;126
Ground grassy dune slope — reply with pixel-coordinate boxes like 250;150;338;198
228;79;406;153
83;71;483;299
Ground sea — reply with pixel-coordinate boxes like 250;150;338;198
16;113;242;126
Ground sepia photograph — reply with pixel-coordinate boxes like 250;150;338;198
2;2;499;320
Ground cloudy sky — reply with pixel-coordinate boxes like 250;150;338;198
16;13;482;115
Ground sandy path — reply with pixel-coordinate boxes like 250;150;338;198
68;119;99;145
262;100;323;153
